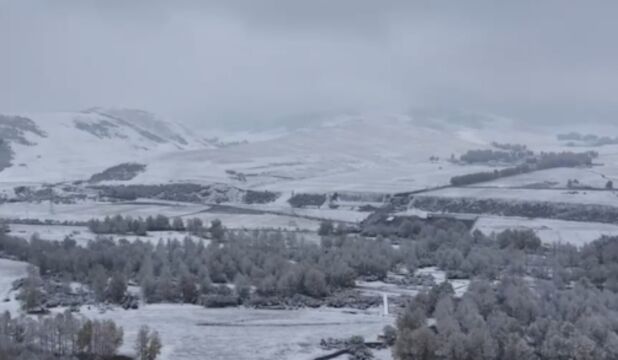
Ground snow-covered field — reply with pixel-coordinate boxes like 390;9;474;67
7;224;202;245
79;304;393;360
186;212;322;231
250;161;499;194
0;200;206;222
474;216;618;246
471;158;618;190
126;115;514;193
0;197;364;230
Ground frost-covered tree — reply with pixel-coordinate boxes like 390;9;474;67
19;265;44;313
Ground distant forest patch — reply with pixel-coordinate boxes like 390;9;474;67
89;163;146;183
451;151;597;186
558;132;618;147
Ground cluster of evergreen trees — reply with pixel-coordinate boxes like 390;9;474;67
3;218;618;311
288;193;327;208
0;226;396;307
400;220;618;291
4;216;618;360
394;277;618;360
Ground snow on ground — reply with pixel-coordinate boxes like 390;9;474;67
0;258;29;313
79;304;394;360
0;110;209;183
8;224;90;243
187;212;322;231
470;159;618;190
0;198;335;231
128;115;507;193
474;216;618;247
421;187;618;207
0;200;206;222
251;161;500;194
472;167;609;189
6;224;203;246
236;203;371;223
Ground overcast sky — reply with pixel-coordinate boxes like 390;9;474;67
2;0;617;127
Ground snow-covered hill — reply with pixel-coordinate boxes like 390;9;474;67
132;113;560;193
2;110;606;194
0;108;211;183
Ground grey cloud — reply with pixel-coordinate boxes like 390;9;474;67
2;0;618;127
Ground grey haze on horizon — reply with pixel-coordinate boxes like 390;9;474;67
2;0;618;129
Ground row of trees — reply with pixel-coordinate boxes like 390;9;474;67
87;215;222;239
88;215;186;235
451;151;597;186
460;149;530;164
0;311;163;360
0;310;124;359
288;193;327;208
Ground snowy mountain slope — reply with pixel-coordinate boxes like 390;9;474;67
132;113;560;193
0;109;212;183
1;110;604;194
82;107;207;148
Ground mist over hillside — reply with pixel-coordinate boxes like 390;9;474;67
4;1;618;127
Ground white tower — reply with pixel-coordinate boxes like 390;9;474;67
382;293;389;316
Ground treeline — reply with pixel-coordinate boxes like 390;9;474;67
412;196;618;225
93;183;209;202
450;165;531;186
0;227;396;308
460;149;530;164
558;132;618;146
5;217;618;313
0;310;124;359
88;215;186;235
394;276;618;360
288;193;327;208
243;190;279;204
89;163;146;183
92;183;278;204
451;151;597;186
86;215;222;238
491;142;529;152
